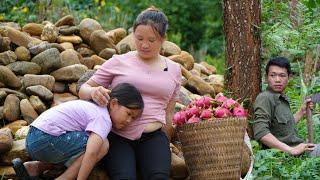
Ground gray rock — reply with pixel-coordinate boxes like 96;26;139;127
77;47;95;57
28;41;52;55
53;82;68;93
90;30;115;54
76;70;96;93
3;94;20;122
0;65;22;88
60;49;80;67
41;23;59;43
55;15;75;27
23;74;55;91
29;95;46;114
31;48;61;74
20;99;38;124
0;90;7;104
79;18;103;43
0;139;28;165
59;26;79;35
22;23;44;36
6;61;41;75
0;51;17;65
50;64;88;82
26;85;53;101
99;48;116;60
0;36;11;52
15;46;31;61
0;88;28;99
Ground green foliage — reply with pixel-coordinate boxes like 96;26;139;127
253;147;320;179
205;55;225;74
261;0;320;61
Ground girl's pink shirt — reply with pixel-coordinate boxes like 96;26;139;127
90;51;181;140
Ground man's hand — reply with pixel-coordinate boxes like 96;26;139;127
294;98;314;123
288;143;315;156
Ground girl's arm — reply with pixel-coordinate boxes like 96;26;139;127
77;132;103;180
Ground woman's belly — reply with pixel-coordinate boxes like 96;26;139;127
143;121;163;133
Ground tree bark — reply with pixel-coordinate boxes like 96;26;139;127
223;1;261;116
289;0;300;29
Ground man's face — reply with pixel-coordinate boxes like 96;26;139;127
267;65;289;93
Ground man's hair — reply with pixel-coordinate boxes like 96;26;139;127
266;57;292;75
110;83;144;110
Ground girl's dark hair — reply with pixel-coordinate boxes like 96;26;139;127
110;83;144;109
133;6;168;37
266;57;292;75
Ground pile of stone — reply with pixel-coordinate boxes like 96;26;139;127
0;15;223;179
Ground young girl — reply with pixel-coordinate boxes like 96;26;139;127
12;83;144;180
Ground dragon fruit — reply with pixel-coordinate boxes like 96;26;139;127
186;116;201;124
173;111;187;125
200;109;213;119
214;107;232;118
186;106;201;118
195;96;212;109
233;106;247;117
215;93;228;103
221;98;240;109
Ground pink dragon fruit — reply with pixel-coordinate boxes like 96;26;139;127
195;96;212;109
173;111;187;125
186;116;201;124
221;98;240;110
186;106;201;118
214;107;232;118
200;109;213;119
233;106;247;117
215;93;228;103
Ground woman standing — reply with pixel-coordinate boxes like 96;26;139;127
79;6;181;180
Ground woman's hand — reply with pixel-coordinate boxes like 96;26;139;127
91;86;111;106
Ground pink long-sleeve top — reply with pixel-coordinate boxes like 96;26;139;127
90;51;181;140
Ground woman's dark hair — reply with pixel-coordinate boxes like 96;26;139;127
133;6;168;38
109;83;144;109
266;57;292;75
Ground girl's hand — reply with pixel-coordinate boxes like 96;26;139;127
91;86;111;106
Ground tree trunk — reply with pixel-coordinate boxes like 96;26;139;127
223;1;261;117
289;0;300;29
303;51;314;86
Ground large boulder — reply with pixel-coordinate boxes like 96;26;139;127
5;26;41;47
23;74;55;91
0;50;17;65
60;49;81;67
22;23;44;36
6;61;41;75
90;30;116;54
3;94;20;122
3;120;28;134
55;15;75;27
15;46;31;61
20;99;38;124
26;85;54;101
0;128;13;153
29;95;47;114
0;65;21;88
41;22;59;43
31;48;61;74
50;64;88;82
79;18;103;43
168;51;194;70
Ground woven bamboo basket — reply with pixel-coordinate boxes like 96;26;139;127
176;117;247;180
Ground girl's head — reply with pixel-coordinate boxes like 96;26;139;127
108;83;144;129
133;6;168;60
